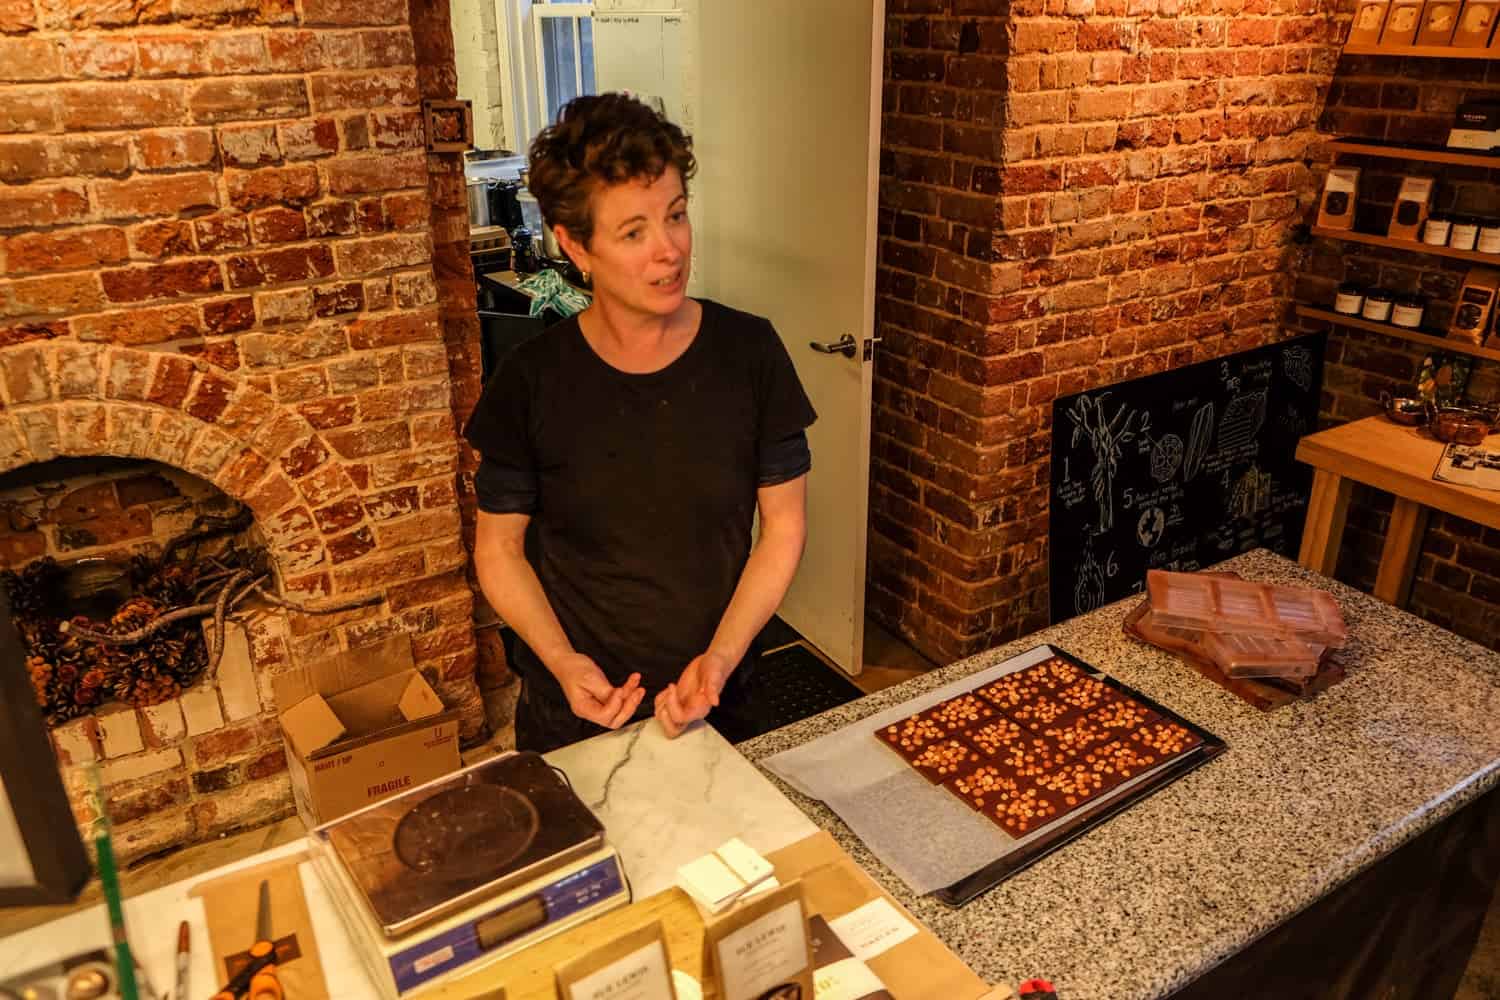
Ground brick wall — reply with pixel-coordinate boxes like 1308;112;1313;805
0;0;489;861
1294;52;1500;650
870;0;1343;664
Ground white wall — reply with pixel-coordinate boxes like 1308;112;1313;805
453;0;509;152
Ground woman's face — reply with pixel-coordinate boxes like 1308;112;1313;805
558;166;692;319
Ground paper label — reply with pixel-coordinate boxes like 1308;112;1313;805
814;957;889;1000
1325;169;1357;194
826;899;918;962
567;940;675;1000
716;900;809;1000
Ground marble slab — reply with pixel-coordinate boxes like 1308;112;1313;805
545;718;818;897
738;549;1500;1000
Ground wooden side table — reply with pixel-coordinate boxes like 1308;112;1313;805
1295;416;1500;607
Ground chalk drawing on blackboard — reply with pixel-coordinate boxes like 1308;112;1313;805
1229;465;1274;520
1136;506;1166;547
1075;546;1109;615
1067;393;1147;533
1277;404;1308;438
1283;346;1314;391
1149;434;1183;483
1183;402;1215;481
1218;390;1268;452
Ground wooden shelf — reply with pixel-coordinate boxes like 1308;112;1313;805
1327;138;1500;170
1294;305;1500;362
1341;43;1500;58
1309;226;1500;265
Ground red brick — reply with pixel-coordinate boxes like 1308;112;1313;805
0;0;36;32
61;81;187;130
94;173;219;219
134;127;217;170
189;77;309;123
309;68;419;111
56;507;152;549
202;296;256;334
281;437;329;478
128;220;196;258
0;36;60;80
75;304;200;345
101;260;223;303
3;273;103;316
61;35;135;77
138;32;265;76
360;28;415;67
226;163;321;211
306;200;358;236
370;109;424;149
326;150;426;195
250;206;308;244
4;227;128;273
324;422;411;458
314;282;363;316
301;0;408;26
335;234;432;275
185;371;236;421
0;184;89;228
327;525;376;562
217;123;280;168
0;86;56;131
332;549;424;594
225;245;336;288
278;117;339;159
147;355;196;408
194;213;252;251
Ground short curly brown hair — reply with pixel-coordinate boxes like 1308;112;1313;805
526;93;696;248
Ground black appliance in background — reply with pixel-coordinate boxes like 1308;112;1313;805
488;181;524;232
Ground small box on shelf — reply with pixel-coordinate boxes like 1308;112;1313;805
1450;268;1500;343
1418;0;1463;42
1351;0;1393;42
1388;175;1435;240
1452;0;1500;44
1447;102;1500;150
1381;0;1426;43
1317;167;1360;230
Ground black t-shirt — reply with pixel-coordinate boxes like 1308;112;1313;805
463;299;817;697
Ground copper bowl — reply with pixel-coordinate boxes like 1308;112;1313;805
1430;405;1494;445
1379;390;1427;426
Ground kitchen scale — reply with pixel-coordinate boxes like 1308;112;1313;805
311;752;629;998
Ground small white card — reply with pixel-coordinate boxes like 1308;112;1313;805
716;900;809;1000
716;837;773;887
678;854;745;910
827;899;918;962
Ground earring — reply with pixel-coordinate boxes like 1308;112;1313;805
582;271;591;284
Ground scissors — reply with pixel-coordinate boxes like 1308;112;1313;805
209;879;283;1000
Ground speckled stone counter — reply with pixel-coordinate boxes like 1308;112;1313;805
739;550;1500;999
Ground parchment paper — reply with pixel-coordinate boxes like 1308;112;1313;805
763;645;1182;897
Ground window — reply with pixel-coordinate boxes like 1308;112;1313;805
491;0;598;154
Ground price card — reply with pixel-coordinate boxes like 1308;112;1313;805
704;881;814;1000
555;922;677;1000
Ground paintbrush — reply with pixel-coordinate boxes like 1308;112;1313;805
86;763;141;1000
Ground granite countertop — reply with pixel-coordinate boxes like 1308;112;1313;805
739;549;1500;999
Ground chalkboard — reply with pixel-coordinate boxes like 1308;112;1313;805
1048;333;1326;623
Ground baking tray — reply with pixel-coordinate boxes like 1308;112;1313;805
932;644;1225;907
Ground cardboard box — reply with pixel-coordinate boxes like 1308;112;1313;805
1453;0;1499;44
1387;175;1435;240
1417;0;1462;42
1382;0;1426;42
1351;0;1393;42
1317;166;1360;230
273;635;461;827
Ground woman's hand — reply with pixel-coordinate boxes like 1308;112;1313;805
655;650;734;739
553;653;644;729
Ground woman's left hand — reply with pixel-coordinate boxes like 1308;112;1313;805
655;650;734;739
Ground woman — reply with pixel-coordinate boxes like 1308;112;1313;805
465;94;817;753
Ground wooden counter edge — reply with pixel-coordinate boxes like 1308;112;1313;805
431;830;995;1000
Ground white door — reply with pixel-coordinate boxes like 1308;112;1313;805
695;2;883;674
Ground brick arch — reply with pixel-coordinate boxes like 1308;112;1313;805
0;341;371;601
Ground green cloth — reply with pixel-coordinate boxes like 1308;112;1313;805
519;268;591;318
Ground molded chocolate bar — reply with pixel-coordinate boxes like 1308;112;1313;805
1054;676;1123;713
874;713;949;755
994;733;1073;780
974;671;1044;712
1086;697;1158;733
1007;692;1082;732
963;717;1028;757
1032;760;1113;810
925;693;996;730
1085;739;1163;784
1130;719;1202;757
907;738;982;783
950;768;1065;836
1016;657;1086;691
1041;713;1115;755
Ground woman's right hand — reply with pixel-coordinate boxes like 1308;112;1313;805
552;652;645;729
